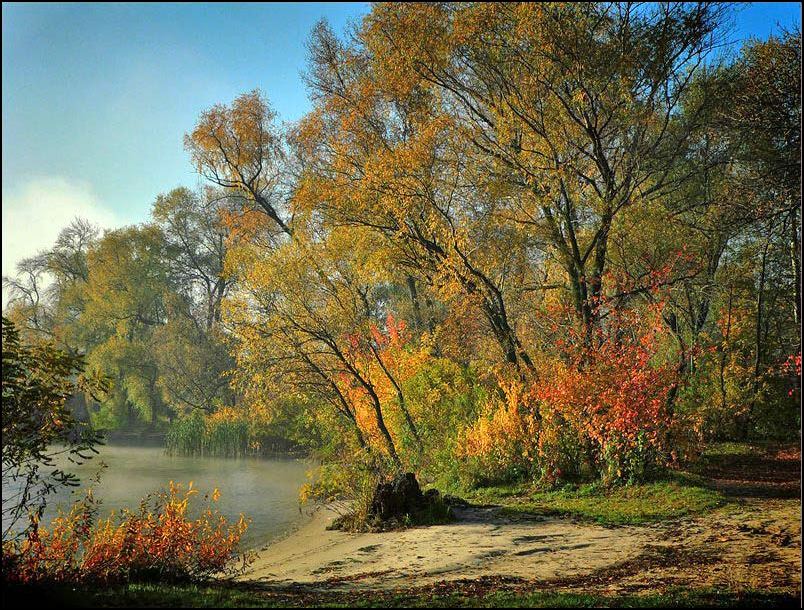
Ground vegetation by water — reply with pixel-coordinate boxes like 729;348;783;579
1;317;106;539
166;410;250;458
2;444;311;549
2;482;250;585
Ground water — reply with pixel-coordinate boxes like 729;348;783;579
3;445;313;548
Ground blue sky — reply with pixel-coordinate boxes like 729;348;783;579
1;2;801;277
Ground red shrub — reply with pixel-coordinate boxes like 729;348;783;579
2;482;251;585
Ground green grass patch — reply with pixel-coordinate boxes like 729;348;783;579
5;583;797;608
690;441;776;474
701;442;766;459
465;477;725;526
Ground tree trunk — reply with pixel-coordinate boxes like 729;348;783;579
406;275;424;332
719;284;734;413
744;235;771;440
789;207;801;332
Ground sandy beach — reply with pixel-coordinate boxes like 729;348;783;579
243;504;651;588
243;498;801;593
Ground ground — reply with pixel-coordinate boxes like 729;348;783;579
4;442;800;607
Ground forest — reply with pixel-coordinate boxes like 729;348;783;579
2;2;801;607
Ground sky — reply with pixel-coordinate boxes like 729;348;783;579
1;1;801;279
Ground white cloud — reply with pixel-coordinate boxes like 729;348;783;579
2;177;123;279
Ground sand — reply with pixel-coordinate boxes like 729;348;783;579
244;505;652;589
241;445;801;594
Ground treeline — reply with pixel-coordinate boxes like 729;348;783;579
4;4;800;490
4;189;237;433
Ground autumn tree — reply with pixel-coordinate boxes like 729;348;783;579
356;3;727;342
186;91;293;237
295;19;539;370
150;187;238;414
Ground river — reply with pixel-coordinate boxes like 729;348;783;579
3;444;314;548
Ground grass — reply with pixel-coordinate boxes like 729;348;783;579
464;474;725;526
5;583;798;608
461;440;800;525
702;442;765;458
692;441;767;469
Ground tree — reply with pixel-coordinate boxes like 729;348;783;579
152;187;235;331
185;91;293;237
724;29;801;339
1;317;105;540
224;218;408;466
295;19;539;370
359;2;726;339
80;225;174;427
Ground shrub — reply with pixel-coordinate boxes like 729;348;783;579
534;311;682;485
401;358;486;489
2;482;251;585
457;304;686;487
457;377;539;487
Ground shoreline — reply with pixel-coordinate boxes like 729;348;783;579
246;502;340;554
241;504;652;589
242;496;801;593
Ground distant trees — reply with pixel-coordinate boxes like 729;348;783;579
3;188;236;430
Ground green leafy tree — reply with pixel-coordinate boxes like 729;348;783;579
1;317;106;540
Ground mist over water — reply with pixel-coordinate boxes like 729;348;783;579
4;445;313;548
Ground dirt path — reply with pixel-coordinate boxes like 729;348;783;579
543;497;801;596
244;444;801;596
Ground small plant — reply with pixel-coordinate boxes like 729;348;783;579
2;481;251;585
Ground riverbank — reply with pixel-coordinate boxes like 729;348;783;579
240;495;799;596
6;443;800;607
239;443;800;593
244;503;651;587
